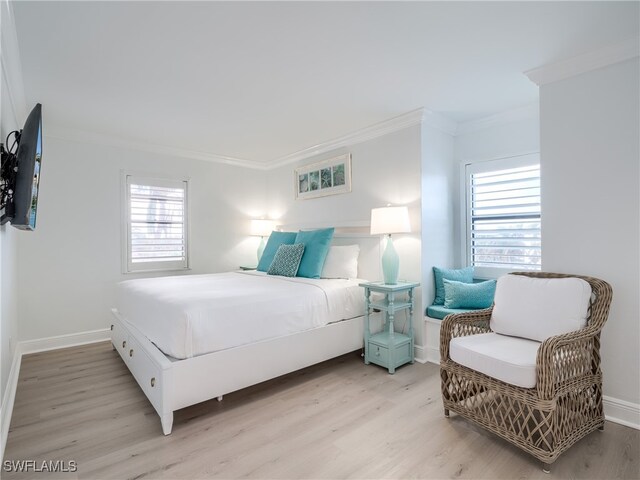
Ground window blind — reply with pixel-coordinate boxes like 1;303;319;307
125;176;188;272
468;164;541;270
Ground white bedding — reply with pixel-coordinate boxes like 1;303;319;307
116;271;365;359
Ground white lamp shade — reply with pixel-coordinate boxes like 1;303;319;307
370;206;411;235
250;219;275;237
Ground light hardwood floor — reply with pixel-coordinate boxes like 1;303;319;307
4;342;639;479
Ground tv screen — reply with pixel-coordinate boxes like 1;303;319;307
12;103;42;230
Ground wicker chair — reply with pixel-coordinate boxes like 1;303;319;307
440;272;612;473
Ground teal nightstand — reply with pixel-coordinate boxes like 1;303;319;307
359;281;420;374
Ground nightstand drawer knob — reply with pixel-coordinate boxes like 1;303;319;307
129;349;134;357
122;340;126;349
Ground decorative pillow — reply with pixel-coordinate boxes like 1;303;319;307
267;243;305;277
294;228;335;278
321;245;360;279
443;279;496;309
433;266;474;305
257;231;297;272
490;274;592;342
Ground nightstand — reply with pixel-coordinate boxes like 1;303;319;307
359;281;420;374
239;265;257;271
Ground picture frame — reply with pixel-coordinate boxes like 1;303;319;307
294;153;352;200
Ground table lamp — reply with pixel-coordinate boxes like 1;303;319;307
251;219;275;262
370;206;411;285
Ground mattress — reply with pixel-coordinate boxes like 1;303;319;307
116;271;365;359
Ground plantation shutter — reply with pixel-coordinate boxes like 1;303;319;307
125;175;189;272
466;157;541;271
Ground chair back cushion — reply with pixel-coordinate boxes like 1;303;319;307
490;274;592;342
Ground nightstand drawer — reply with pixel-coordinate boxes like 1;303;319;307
368;342;390;367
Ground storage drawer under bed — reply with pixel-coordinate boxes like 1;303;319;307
111;316;164;413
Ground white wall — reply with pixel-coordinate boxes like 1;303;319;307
266;126;424;345
0;36;22;403
16;136;266;341
420;122;457;362
454;107;540;267
1;0;28;459
540;58;639;410
455;109;540;164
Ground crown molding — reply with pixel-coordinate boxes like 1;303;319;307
45;107;458;171
525;37;640;86
266;108;429;169
422;109;458;137
456;103;539;136
1;0;27;127
45;126;268;170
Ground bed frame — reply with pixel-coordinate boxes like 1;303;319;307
110;222;380;434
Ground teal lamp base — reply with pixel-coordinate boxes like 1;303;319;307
257;236;266;263
381;235;399;285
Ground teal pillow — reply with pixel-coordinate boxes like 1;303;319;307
443;279;496;309
268;243;305;277
294;228;335;278
433;266;474;305
257;231;297;272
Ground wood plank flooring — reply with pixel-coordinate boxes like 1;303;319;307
4;341;639;479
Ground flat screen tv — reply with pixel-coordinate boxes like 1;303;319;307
12;103;42;230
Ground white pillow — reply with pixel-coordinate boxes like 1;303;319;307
490;274;592;342
321;245;360;279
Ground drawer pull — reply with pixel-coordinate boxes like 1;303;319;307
122;340;126;349
129;349;134;357
110;324;114;331
151;377;156;388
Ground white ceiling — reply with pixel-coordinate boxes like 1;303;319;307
12;1;640;164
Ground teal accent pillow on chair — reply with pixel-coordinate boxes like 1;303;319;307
257;231;297;272
433;266;474;305
443;278;496;309
268;243;305;277
294;228;335;278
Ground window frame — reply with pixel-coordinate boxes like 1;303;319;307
121;171;190;274
461;152;541;279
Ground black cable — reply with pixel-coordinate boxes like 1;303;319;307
1;130;21;215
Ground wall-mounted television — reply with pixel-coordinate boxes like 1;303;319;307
1;103;42;230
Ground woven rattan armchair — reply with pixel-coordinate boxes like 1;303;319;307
440;272;612;473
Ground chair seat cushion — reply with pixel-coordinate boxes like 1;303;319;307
450;333;541;388
490;274;592;342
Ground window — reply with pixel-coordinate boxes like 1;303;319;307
123;174;189;273
465;154;541;274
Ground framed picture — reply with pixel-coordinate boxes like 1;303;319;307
294;153;352;200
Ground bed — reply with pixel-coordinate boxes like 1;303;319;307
110;223;380;434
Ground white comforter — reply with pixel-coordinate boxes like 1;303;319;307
116;271;365;359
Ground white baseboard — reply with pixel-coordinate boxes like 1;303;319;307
604;396;640;430
20;328;111;355
1;344;22;462
426;346;440;365
414;345;427;364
